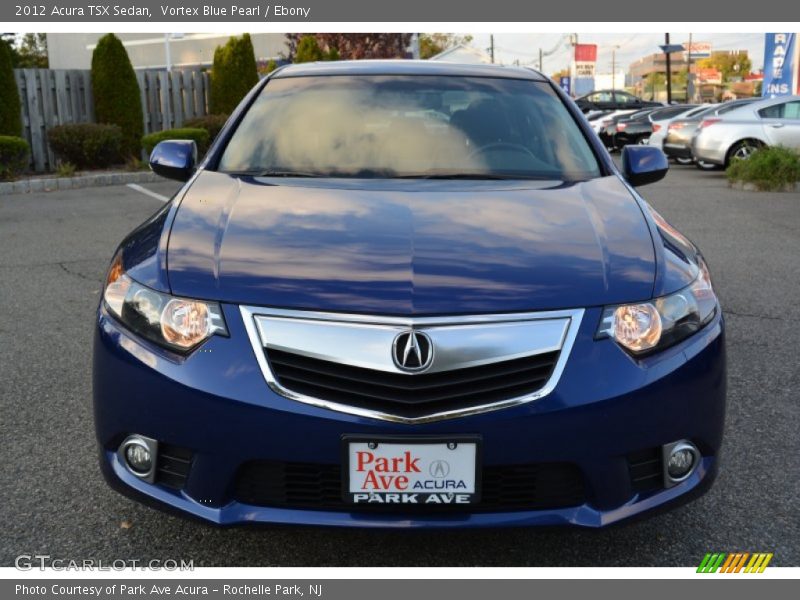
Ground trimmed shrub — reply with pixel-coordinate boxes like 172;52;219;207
47;123;124;168
0;41;22;136
91;33;144;157
0;136;30;180
141;128;210;156
184;114;228;144
726;145;800;192
209;34;258;115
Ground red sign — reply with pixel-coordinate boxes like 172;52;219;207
574;44;597;63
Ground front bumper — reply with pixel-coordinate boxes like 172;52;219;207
94;304;726;528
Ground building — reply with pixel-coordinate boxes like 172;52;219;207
429;44;493;64
628;48;750;99
46;33;286;70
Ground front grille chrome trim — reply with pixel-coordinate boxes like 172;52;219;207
240;306;584;424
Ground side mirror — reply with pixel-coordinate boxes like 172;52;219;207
149;140;197;182
621;145;668;187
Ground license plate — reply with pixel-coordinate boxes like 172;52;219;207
343;436;481;506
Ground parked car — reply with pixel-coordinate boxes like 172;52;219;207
613;108;664;147
692;95;800;167
599;108;653;149
664;99;758;169
575;89;663;113
590;109;636;139
649;104;706;151
95;61;725;529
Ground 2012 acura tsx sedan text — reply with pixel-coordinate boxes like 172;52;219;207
94;61;726;528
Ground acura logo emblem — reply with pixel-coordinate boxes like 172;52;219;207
392;330;433;372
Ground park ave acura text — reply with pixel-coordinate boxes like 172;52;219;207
94;61;726;528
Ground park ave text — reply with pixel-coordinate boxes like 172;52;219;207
19;4;312;18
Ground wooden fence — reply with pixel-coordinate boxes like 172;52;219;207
14;68;210;172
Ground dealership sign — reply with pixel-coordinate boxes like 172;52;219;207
683;41;711;58
571;43;597;96
762;33;798;96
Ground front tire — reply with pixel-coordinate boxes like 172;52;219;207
726;140;764;167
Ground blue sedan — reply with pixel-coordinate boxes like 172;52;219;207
94;61;725;528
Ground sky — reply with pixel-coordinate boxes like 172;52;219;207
469;33;766;74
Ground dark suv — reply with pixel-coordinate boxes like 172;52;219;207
575;90;662;113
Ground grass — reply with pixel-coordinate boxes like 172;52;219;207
56;161;76;178
726;145;800;192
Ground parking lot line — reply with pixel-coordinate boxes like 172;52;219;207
127;183;169;202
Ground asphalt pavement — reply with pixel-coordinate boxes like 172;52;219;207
1;166;798;567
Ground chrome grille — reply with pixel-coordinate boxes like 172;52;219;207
241;307;584;423
266;348;559;418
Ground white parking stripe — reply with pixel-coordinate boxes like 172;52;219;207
126;183;169;202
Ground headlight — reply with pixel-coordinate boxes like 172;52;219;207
596;258;717;355
103;255;228;352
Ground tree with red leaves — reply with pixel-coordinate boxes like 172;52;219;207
284;34;412;61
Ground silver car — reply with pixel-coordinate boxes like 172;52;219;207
692;95;800;166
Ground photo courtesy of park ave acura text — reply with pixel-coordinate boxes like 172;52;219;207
0;25;798;569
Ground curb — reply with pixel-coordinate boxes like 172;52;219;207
730;181;798;193
0;171;163;196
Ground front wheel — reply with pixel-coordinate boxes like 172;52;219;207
727;140;763;166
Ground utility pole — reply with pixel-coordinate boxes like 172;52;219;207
686;32;693;102
539;48;543;72
665;33;673;104
489;34;495;64
611;45;620;90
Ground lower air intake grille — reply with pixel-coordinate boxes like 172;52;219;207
265;349;560;418
155;443;193;489
233;460;586;512
628;447;664;493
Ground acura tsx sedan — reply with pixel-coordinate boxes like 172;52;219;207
94;61;726;528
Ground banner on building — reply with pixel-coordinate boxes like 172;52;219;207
762;33;796;96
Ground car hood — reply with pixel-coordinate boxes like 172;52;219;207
166;171;656;314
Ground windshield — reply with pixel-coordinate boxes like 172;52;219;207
217;75;601;180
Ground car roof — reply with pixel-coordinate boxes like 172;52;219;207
271;60;548;81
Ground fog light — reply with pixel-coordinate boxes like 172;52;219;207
119;435;158;481
663;440;700;486
125;443;152;473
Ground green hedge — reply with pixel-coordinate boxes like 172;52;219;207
209;34;258;115
0;136;30;180
0;40;22;136
91;34;144;157
47;123;124;168
727;145;800;192
183;114;228;145
142;128;210;156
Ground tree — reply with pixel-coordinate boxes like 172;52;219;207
285;34;412;61
419;34;474;59
551;68;569;81
644;72;666;100
15;33;48;68
0;39;22;137
697;53;752;83
294;35;324;63
209;34;259;115
91;34;144;157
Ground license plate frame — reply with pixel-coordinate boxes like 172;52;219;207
341;434;482;506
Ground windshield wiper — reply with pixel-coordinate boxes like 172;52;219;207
396;172;543;180
254;169;319;178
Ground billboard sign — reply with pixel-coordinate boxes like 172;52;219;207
763;33;796;96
